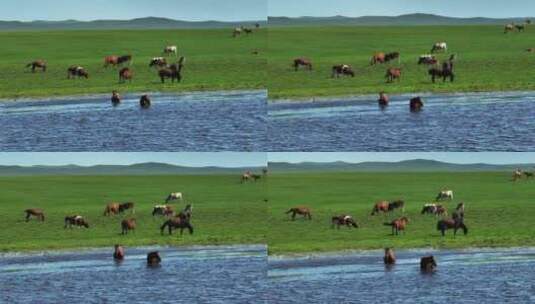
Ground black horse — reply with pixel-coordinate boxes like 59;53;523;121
160;217;194;235
429;62;454;83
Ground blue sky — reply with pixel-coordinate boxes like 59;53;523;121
268;153;535;165
268;0;535;18
0;153;266;167
0;0;266;21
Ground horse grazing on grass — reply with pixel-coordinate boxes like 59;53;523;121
331;215;359;229
512;169;523;181
430;42;447;53
149;57;167;68
418;55;438;65
163;46;177;57
437;216;468;237
165;192;183;203
293;58;312;71
332;64;355;78
370;52;385;65
515;24;526;32
436;190;453;201
286;206;312;220
26;60;47;72
67;66;89;79
117;55;132;65
504;23;515;33
25;208;45;222
420;256;437;272
121;218;136;235
385;52;400;63
158;57;184;83
104;203;120;216
372;200;405;215
428;62;454;83
64;215;89;228
119;202;135;214
152;205;174;217
524;171;534;179
160;217;193;235
421;204;447;217
384;248;396;265
119;67;133;83
385;68;401;82
384;217;409;235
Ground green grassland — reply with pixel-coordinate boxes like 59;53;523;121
0;175;266;252
0;29;265;99
268;171;535;255
268;26;535;99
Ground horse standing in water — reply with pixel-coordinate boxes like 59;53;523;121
114;245;125;261
378;92;389;107
420;256;437;272
140;95;151;108
111;91;121;105
26;60;47;72
384;248;396;265
147;251;161;266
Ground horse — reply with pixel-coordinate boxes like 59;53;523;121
293;58;312;71
437;217;468;237
286;206;312;220
111;91;121;105
64;215;89;228
243;27;253;34
420;256;437;272
332;64;355;78
163;46;178;57
331;215;359;229
177;204;193;221
67;66;89;79
160;217;193;235
378;91;389;107
241;171;255;183
119;67;133;83
113;244;125;261
26;60;47;72
121;218;136;235
165;192;183;203
436;190;453;201
418;55;438;65
103;203;120;216
233;27;243;37
116;55;132;66
371;201;389;215
504;23;515;33
384;248;396;265
388;200;405;212
370;52;386;65
140;95;151;108
147;251;161;266
512;169;523;181
25;208;45;222
430;42;447;53
428;62;454;83
104;55;119;68
384;52;400;63
149;57;167;68
421;203;447;217
410;97;424;112
515;24;525;32
385;68;401;83
524;171;534;179
158;57;184;83
152;205;174;216
119;202;135;214
384;217;409;235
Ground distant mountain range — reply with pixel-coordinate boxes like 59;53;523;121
0;17;266;30
269;13;533;27
0;162;264;176
269;159;532;172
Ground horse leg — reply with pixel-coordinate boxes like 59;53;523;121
291;211;296;221
25;212;30;222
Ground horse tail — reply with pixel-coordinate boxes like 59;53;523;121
160;221;169;235
461;223;468;235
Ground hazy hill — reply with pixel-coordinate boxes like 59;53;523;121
0;17;266;30
268;13;532;27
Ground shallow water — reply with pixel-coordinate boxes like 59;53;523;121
269;248;535;303
269;91;535;151
0;90;267;151
0;245;267;304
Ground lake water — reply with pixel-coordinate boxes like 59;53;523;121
269;91;535;151
269;248;535;303
0;90;267;151
0;245;267;304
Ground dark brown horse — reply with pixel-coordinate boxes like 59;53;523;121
114;244;125;260
117;55;132;65
177;204;193;221
64;215;89;228
25;208;45;222
384;248;396;265
158;57;184;83
420;256;437;272
140;95;151;108
121;218;136;235
111;91;121;105
385;52;400;63
428;62;454;83
437;216;468;237
385;68;401;82
286;206;312;220
421;204;447;217
384;217;409;235
160;217;193;235
152;205;174;216
67;66;89;79
331;215;359;229
149;57;167;68
119;67;133;83
378;92;389;107
26;60;47;72
119;202;135;214
410;97;424;112
293;58;312;71
332;64;355;78
147;251;161;266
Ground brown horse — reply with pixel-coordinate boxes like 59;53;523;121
149;57;167;68
429;62;454;83
113;244;125;261
420;256;437;272
140;95;151;108
26;60;47;72
384;217;409;235
385;52;400;63
378;92;389;107
117;55;132;65
119;202;135;214
67;66;89;79
177;204;193;221
111;91;121;105
385;68;401;82
371;201;389;215
121;218;136;235
293;58;312;71
104;56;119;68
437;217;468;237
25;208;45;222
158;57;184;83
64;215;89;228
147;251;161;266
332;64;355;78
286;206;312;220
152;205;174;216
160;217;193;235
331;215;359;229
370;52;386;65
103;203;120;216
384;248;396;265
410;97;424;112
119;67;133;83
421;204;447;217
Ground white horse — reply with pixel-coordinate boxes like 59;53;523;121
430;42;447;53
163;46;177;57
165;192;183;203
436;190;453;201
